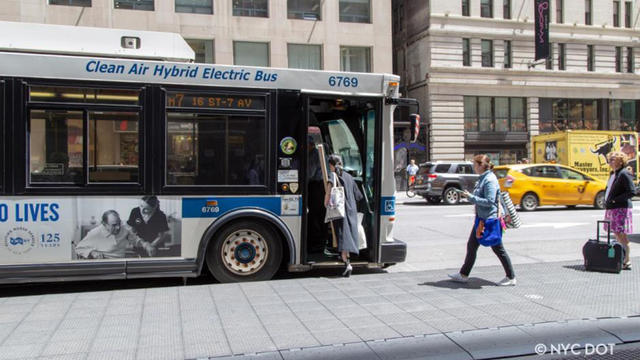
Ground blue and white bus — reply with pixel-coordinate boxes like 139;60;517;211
0;21;412;283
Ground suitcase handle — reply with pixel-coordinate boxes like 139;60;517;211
596;220;612;245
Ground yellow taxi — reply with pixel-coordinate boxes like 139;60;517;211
493;164;607;211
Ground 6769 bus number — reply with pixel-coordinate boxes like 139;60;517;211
329;76;358;88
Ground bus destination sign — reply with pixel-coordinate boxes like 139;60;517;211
167;92;265;110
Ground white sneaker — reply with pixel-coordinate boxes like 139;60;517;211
497;277;517;286
448;273;469;283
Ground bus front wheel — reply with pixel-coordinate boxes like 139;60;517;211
206;220;283;283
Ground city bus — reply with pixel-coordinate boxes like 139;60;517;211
0;21;410;284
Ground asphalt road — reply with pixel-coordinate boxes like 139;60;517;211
391;194;640;273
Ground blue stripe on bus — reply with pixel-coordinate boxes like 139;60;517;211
182;197;296;218
380;196;395;216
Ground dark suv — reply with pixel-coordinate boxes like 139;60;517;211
413;161;478;204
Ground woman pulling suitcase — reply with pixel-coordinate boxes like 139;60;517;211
604;151;635;270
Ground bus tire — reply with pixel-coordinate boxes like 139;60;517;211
206;220;283;283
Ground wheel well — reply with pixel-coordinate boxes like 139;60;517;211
196;212;295;277
522;191;539;202
444;183;461;190
263;221;290;271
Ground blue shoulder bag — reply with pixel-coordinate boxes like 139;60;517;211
475;189;503;247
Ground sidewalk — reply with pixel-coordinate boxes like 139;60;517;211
0;260;639;360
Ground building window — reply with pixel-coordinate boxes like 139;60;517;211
609;100;637;131
481;0;493;18
628;47;635;73
234;41;269;67
587;45;595;71
478;97;493;131
616;46;623;72
625;1;632;27
339;0;371;23
49;0;91;6
464;97;478;131
233;0;268;17
288;44;322;70
463;38;471;66
175;0;213;14
585;0;592;25
503;0;511;19
462;0;470;16
544;98;599;131
464;96;527;132
503;40;512;69
614;1;621;27
288;0;321;20
556;0;563;23
546;43;554;70
340;46;371;72
185;39;215;63
558;43;566;70
114;0;154;10
481;39;493;67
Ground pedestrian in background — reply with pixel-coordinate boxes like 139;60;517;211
605;151;635;270
406;159;419;177
325;154;362;277
449;154;516;286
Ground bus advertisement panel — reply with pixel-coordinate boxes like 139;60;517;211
0;197;182;263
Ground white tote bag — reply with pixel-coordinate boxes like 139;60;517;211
357;212;367;250
325;172;346;223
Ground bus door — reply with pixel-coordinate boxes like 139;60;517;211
304;97;379;263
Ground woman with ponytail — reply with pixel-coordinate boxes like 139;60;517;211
449;154;517;286
326;154;362;277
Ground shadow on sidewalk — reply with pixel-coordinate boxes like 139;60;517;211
563;264;587;272
419;278;496;290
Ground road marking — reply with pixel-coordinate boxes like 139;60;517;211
520;222;589;229
525;294;544;300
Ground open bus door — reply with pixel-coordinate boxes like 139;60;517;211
302;96;380;268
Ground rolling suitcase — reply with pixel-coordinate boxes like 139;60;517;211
582;220;625;273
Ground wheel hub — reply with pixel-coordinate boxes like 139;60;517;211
221;229;269;276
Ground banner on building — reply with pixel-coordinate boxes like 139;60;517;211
534;0;550;60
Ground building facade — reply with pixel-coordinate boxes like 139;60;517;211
1;0;391;73
393;0;640;165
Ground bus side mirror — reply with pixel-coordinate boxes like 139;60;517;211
409;114;420;143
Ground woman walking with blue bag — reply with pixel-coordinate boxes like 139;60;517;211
448;154;516;286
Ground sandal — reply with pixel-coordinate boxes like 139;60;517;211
623;262;632;270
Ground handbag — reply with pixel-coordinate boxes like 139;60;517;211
357;212;367;250
475;217;503;247
500;191;521;229
324;172;346;223
474;189;503;247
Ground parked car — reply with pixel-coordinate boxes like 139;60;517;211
413;161;478;204
493;164;607;211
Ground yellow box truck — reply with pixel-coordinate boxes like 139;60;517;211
532;130;638;183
